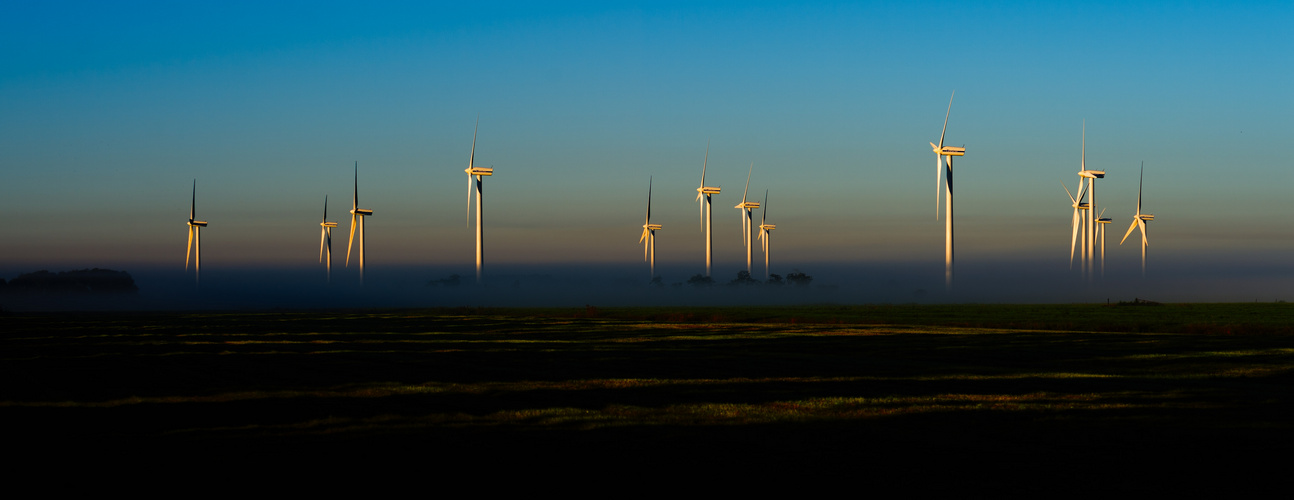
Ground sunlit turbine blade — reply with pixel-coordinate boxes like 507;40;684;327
322;195;328;222
939;91;954;148
1120;219;1138;245
935;153;942;219
1081;121;1086;171
761;190;768;225
700;140;709;186
1062;181;1076;204
1070;209;1081;265
347;213;357;266
319;227;326;263
1139;219;1148;247
186;226;193;270
353;162;359;209
190;179;196;221
742;162;752;204
467;173;474;227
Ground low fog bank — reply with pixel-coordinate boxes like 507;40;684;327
2;257;1292;312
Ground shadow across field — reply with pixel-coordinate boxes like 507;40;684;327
2;305;1291;486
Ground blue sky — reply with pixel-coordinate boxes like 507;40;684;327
2;1;1290;277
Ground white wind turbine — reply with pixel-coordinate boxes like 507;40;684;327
1120;162;1154;276
185;179;208;285
694;141;721;277
346;162;374;284
464;118;494;284
1077;122;1106;280
734;162;760;274
639;177;663;280
929;92;966;289
757;190;776;281
319;195;338;283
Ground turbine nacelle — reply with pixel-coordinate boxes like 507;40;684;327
189;220;208;227
734;201;760;209
1079;170;1106;178
351;208;374;216
697;186;721;195
321;221;338;228
465;167;494;176
1139;214;1155;221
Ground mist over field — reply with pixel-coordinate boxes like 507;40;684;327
4;254;1292;311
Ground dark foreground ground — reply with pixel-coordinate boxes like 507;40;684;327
3;304;1292;490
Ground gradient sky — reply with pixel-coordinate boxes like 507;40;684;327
2;1;1291;276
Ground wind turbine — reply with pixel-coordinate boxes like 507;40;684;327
1077;122;1105;281
929;92;966;289
464;118;494;284
346;162;374;284
757;190;776;281
734;162;760;274
319;195;338;283
185;179;208;285
1062;181;1089;269
1120;162;1154;276
694;141;720;277
639;177;663;280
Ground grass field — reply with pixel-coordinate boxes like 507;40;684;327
3;304;1291;488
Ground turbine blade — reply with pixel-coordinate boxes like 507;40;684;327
742;162;752;203
1137;161;1145;215
190;179;196;221
1139;219;1148;247
1081;120;1086;171
320;227;326;263
470;116;478;171
186;226;193;270
322;195;328;222
646;176;652;224
1062;181;1076;204
700;140;709;186
346;214;357;266
1120;219;1138;245
939;91;954;148
353;162;359;209
467;173;474;227
935;153;942;219
761;190;768;225
1070;209;1081;265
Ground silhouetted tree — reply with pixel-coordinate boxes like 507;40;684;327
786;269;813;287
649;276;664;287
686;274;714;287
729;270;759;286
766;273;783;286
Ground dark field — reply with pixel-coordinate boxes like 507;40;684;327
4;304;1292;488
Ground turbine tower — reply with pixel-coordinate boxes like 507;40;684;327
757;190;776;281
185;179;208;286
929;92;966;289
464;118;494;284
346;162;374;284
639;177;663;281
1077;122;1106;281
319;195;338;283
694;141;720;277
1096;207;1112;277
1120;162;1154;276
734;162;759;274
